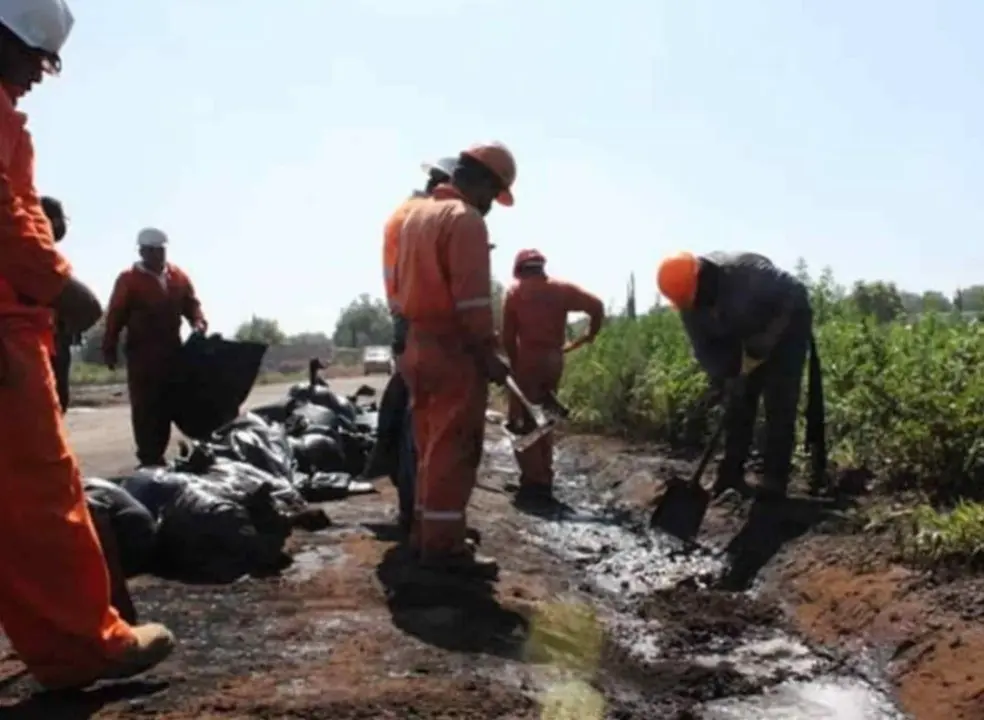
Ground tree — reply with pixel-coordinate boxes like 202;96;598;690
899;291;922;314
954;285;984;313
624;273;637;320
332;294;393;348
235;315;286;345
286;331;332;345
491;278;505;331
920;290;952;313
78;316;110;364
850;281;905;324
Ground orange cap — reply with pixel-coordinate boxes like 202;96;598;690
461;141;516;206
513;248;545;277
656;252;700;309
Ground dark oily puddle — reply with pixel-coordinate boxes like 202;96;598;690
483;437;907;718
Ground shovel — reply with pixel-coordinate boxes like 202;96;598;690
502;376;557;453
649;410;728;541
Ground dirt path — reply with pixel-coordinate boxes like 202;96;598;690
0;402;977;717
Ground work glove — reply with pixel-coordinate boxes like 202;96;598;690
483;351;510;386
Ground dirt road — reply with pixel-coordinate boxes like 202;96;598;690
0;382;980;717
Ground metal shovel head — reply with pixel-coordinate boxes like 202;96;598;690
506;420;555;453
649;480;712;541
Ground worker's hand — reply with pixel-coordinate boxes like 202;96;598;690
52;277;102;337
483;351;510;386
740;351;765;376
563;337;588;354
103;350;117;371
193;319;208;335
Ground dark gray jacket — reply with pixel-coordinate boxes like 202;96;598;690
680;252;809;379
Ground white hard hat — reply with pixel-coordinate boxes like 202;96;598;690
136;227;168;248
0;0;74;56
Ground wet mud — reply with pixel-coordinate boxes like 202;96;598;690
0;430;932;718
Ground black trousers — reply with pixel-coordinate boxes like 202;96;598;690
128;366;173;467
719;308;812;490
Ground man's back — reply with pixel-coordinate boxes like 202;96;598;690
504;276;603;351
383;192;428;306
396;192;490;329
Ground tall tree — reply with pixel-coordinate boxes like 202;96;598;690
235;316;286;345
332;294;393;348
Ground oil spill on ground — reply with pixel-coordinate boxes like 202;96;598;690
481;436;909;717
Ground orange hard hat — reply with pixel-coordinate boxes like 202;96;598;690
656;252;701;309
461;141;516;206
513;248;545;277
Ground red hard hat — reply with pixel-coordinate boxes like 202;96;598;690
513;248;545;278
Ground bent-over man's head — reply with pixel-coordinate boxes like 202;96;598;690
40;195;66;241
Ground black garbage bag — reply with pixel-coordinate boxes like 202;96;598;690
204;457;306;512
292;433;347;474
171;333;268;441
287;402;340;432
294;472;377;502
251;400;292;424
211;412;295;481
83;478;157;578
114;469;189;521
361;371;406;482
287;382;358;422
154;482;291;584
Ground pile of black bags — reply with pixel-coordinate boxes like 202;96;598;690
85;337;379;584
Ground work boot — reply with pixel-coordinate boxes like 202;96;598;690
711;466;751;498
407;530;480;561
755;476;788;501
43;623;176;691
515;484;554;508
419;547;499;581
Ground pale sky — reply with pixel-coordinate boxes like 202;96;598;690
24;0;984;334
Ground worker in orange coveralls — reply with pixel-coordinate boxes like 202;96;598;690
502;249;604;504
394;142;516;579
103;228;208;468
381;156;457;538
0;0;175;690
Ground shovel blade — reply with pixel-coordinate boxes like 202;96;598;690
509;422;554;453
649;482;712;541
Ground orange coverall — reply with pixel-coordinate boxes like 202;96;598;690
502;276;604;489
394;184;496;559
383;191;427;312
103;264;205;466
0;93;136;687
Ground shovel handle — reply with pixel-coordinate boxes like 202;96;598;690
687;411;729;488
504;376;539;418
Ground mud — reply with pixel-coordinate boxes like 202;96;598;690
0;420;966;718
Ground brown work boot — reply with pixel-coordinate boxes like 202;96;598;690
101;623;176;682
42;623;176;692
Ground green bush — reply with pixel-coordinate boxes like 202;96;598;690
560;279;984;503
70;362;125;386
